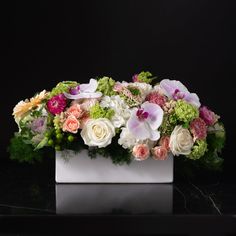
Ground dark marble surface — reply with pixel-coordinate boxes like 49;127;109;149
0;158;236;235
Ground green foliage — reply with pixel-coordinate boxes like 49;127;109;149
97;77;117;96
127;86;141;96
8;135;44;163
90;103;115;119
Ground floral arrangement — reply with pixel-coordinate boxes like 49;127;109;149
9;72;225;169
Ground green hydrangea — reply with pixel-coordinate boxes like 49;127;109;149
187;140;208;160
90;103;115;119
97;77;117;96
49;81;78;98
174;100;199;123
136;71;155;84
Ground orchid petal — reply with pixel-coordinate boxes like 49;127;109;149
80;79;98;93
141;102;163;130
76;92;102;99
160;79;188;98
149;129;160;141
64;91;102;100
127;112;150;140
184;93;201;108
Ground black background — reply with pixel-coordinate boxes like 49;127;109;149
2;0;236;179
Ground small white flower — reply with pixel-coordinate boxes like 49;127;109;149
118;128;138;149
100;95;131;128
169;125;194;156
81;118;115;148
118;127;156;150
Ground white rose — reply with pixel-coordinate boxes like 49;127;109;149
81;118;115;148
170;125;194;156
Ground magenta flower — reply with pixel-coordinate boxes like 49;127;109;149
145;91;167;108
160;79;201;108
47;94;67;115
64;79;102;100
127;101;163;141
199;106;218;126
190;118;207;140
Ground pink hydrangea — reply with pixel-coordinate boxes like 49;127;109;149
190;118;207;140
47;94;67;115
145;91;167;108
199;106;218;126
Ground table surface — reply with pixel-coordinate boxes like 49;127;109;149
0;157;236;235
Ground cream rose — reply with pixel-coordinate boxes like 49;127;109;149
81;118;115;148
169;125;194;156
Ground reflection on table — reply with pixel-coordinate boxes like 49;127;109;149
56;184;173;214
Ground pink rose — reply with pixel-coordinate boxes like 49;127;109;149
152;146;168;160
159;136;170;151
199;106;218;126
62;115;80;133
132;144;150;161
66;104;83;119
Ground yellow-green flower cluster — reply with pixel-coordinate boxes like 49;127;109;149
90;103;115;119
187;140;208;160
174;100;199;123
136;71;154;84
97;77;117;96
50;81;78;98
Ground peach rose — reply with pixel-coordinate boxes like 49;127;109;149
159;136;170;151
66;104;83;119
62;115;80;133
132;144;150;161
152;146;168;160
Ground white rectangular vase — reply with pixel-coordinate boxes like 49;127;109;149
55;149;174;183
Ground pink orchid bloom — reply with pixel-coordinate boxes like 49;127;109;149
160;79;201;108
64;79;102;99
127;101;163;141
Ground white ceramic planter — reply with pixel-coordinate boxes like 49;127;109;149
55;149;173;183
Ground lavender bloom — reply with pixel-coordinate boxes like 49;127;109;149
31;117;47;133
